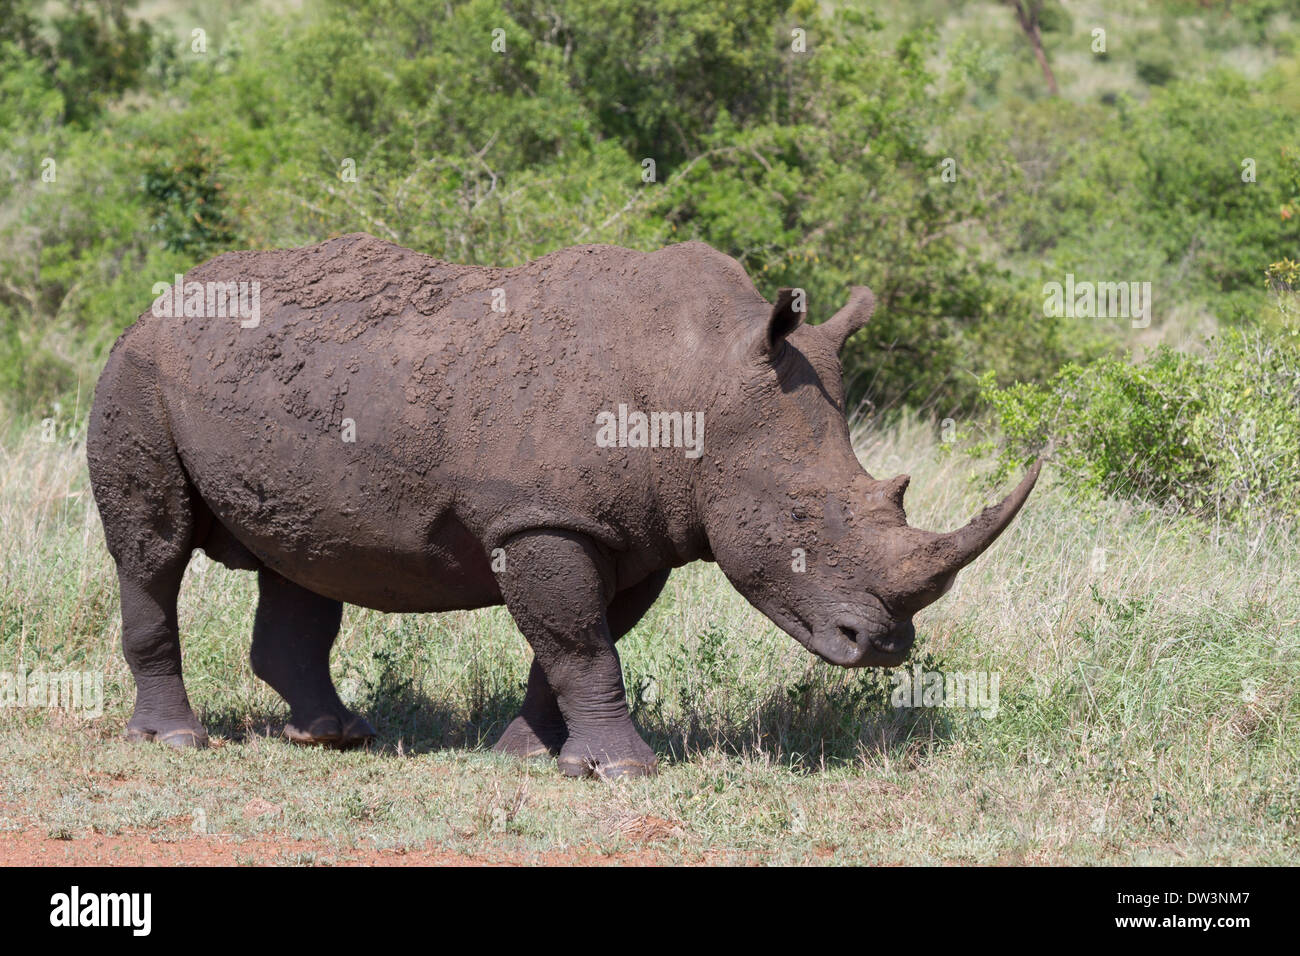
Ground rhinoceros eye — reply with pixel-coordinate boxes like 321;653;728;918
791;507;808;522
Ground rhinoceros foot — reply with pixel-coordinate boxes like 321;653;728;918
493;659;568;759
558;731;659;780
285;712;375;750
125;717;209;749
493;714;566;760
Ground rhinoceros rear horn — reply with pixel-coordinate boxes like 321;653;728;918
819;286;876;354
923;459;1042;574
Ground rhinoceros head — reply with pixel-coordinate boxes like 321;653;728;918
699;285;1040;667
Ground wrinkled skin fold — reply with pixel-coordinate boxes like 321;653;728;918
87;234;1040;777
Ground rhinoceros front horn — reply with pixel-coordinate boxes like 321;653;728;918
921;459;1043;575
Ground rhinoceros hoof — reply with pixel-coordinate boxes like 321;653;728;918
285;713;376;750
493;715;566;760
557;735;658;779
125;719;209;749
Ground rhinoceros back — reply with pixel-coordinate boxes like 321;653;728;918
137;233;724;609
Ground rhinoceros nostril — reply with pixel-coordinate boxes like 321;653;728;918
837;623;863;647
808;617;875;666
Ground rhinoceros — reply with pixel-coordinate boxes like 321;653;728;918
87;233;1038;777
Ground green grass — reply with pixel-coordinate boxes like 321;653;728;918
1;418;1297;864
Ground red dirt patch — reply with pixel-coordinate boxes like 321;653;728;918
0;828;724;866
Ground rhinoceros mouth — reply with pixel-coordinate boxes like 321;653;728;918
810;620;875;666
810;619;910;667
762;601;908;668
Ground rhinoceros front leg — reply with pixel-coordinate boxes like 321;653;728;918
494;569;669;760
249;568;375;749
497;530;658;778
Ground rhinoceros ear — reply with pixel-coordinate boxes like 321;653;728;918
764;287;806;353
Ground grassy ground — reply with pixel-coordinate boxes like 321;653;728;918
1;418;1296;865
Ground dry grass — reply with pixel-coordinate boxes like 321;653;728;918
0;416;1297;864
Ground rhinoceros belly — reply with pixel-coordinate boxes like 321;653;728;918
161;354;504;612
184;437;502;611
179;421;501;611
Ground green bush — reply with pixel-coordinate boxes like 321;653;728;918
1135;53;1176;87
2;0;1300;423
980;329;1300;523
141;138;237;256
0;313;78;415
0;0;154;127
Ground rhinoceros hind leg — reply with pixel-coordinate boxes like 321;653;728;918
249;568;374;749
118;561;210;749
88;337;208;748
493;658;567;759
497;531;657;779
493;569;669;760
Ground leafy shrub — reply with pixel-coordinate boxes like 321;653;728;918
1135;53;1176;87
0;314;78;416
0;0;154;127
2;0;1300;424
141;139;237;256
979;330;1300;523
